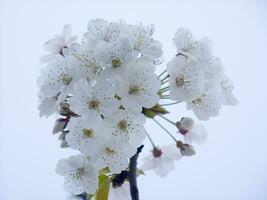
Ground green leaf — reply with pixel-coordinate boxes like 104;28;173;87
87;194;93;200
95;175;110;200
142;104;169;118
136;168;145;176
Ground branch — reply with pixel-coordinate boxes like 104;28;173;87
128;145;144;200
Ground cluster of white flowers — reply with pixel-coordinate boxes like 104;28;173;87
38;19;237;199
168;28;238;120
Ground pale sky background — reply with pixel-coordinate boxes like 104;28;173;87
1;0;267;199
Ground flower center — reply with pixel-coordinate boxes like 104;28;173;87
175;75;185;87
129;84;141;95
76;167;85;178
82;128;94;138
112;58;123;68
152;148;162;158
117;119;128;131
105;147;116;156
88;99;100;110
60;73;72;85
192;98;202;105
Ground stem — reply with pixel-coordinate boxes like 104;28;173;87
159;85;170;91
160;74;169;83
158;114;177;126
128;145;144;200
152;118;177;142
157;69;167;79
145;131;156;148
160;101;181;106
159;95;170;99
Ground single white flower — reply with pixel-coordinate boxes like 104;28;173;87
99;37;137;80
66;116;104;156
186;87;222;121
63;44;106;81
68;79;119;125
109;182;131;200
177;117;207;145
128;24;163;59
167;55;205;101
173;28;213;61
41;24;77;62
38;56;83;100
83;19;129;47
55;155;98;195
116;57;160;113
140;145;182;177
220;75;238;106
94;141;136;174
103;110;146;147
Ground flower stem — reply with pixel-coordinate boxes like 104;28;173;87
157;69;167;79
128;145;144;200
158;114;177;126
160;74;169;83
152;118;177;142
160;85;170;91
160;101;181;106
145;131;156;148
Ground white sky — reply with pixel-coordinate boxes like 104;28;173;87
1;0;267;199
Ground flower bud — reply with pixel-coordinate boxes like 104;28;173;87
53;118;67;134
176;140;195;156
59;102;70;116
176;117;194;135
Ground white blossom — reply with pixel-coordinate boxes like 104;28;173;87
41;24;77;62
128;24;163;59
68;79;119;125
38;94;60;117
187;87;222;121
173;28;213;61
167;55;205;101
140;145;182;177
116;57;160;113
102;110;146;147
38;56;84;100
99;37;137;80
83;19;129;47
55;155;98;195
177;117;207;145
94;141;136;174
66;116;104;156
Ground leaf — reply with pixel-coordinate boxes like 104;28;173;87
94;175;110;200
136;168;145;176
87;194;93;200
142;104;169;118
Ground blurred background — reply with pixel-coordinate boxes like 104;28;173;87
0;0;267;199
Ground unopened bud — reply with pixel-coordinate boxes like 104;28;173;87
60;139;69;148
53;118;67;134
176;117;194;135
152;147;163;158
59;102;70;116
176;140;195;156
